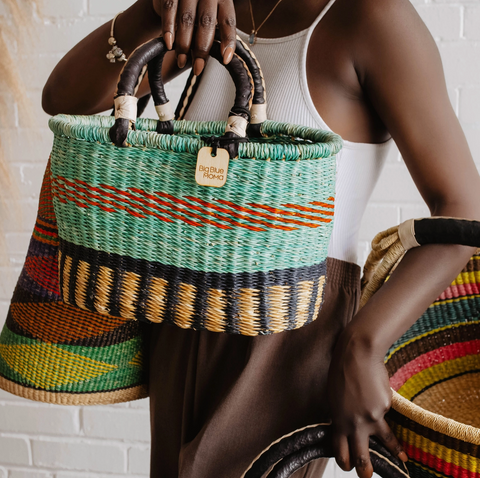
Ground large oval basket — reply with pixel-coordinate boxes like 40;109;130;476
49;114;342;336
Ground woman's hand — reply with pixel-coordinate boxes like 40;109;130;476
153;0;236;74
328;331;408;478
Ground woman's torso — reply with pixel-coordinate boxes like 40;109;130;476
184;0;394;265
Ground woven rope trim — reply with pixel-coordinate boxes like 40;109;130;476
0;376;148;405
49;115;343;161
391;390;480;446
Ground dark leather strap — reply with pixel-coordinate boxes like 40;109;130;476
110;36;255;154
414;218;480;248
244;424;410;478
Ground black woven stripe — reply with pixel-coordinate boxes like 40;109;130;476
59;239;326;290
414;218;480;248
386;322;480;376
387;408;480;458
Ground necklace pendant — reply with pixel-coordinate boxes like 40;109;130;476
248;30;256;45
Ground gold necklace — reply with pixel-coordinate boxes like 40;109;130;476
248;0;285;45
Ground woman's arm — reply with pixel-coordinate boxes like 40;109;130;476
42;0;236;116
328;1;480;477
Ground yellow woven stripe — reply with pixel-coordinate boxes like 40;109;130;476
267;285;290;333
238;288;260;336
119;271;141;320
392;422;480;473
75;260;90;309
434;293;480;307
174;282;197;329
386;322;472;362
145;277;168;323
295;280;314;328
204;288;227;333
312;276;326;319
453;270;480;286
62;254;72;303
95;266;114;315
397;354;480;400
0;344;116;388
129;351;143;368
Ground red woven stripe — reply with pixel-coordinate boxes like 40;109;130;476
390;339;480;390
403;442;479;478
438;282;480;301
281;203;334;216
214;199;320;229
247;203;332;223
24;256;60;295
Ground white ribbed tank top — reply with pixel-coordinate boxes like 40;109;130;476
184;0;394;265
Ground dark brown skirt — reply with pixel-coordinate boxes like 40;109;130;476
147;257;361;478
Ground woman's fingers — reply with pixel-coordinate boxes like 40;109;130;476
332;433;352;472
349;433;374;478
161;0;178;50
377;420;408;462
217;0;236;63
192;0;218;75
175;0;197;68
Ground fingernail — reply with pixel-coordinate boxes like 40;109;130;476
398;451;408;462
164;32;173;50
223;46;234;64
177;54;187;69
193;58;205;76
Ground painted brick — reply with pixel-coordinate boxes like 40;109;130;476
9;470;53;478
0;403;80;435
400;204;431;222
17;54;64;90
459;87;480;124
369;164;424;204
464;127;480;166
358;204;400;242
5;233;31;255
464;7;480;40
439;42;480;88
128;398;149;410
82;409;150;442
0;267;21;301
88;0;136;16
1;128;53;163
128;447;150;475
56;473;147;478
0;437;30;466
415;5;461;41
1;199;39;233
32;440;126;473
41;0;86;18
9;164;46;200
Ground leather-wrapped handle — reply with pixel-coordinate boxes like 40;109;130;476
242;424;410;478
413;218;480;248
109;36;254;158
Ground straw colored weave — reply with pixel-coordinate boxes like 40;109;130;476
49;114;342;336
362;224;480;478
0;162;148;405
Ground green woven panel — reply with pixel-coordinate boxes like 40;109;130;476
0;326;145;393
50;115;339;274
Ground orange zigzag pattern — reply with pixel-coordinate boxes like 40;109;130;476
52;176;334;232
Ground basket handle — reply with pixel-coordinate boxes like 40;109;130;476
109;36;262;157
241;423;410;478
360;217;480;308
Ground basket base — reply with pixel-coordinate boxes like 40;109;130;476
0;375;148;405
412;372;480;428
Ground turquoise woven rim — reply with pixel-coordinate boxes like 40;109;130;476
49;114;343;161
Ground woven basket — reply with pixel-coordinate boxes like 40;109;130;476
243;217;480;477
363;219;480;478
0;162;148;405
49;36;342;336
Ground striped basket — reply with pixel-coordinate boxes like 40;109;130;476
363;218;480;478
49;114;341;336
0;162;148;404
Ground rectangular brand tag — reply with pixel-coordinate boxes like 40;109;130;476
195;147;229;187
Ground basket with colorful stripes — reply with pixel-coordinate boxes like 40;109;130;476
49;36;342;336
243;217;480;477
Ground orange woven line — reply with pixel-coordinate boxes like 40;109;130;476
170;194;295;231
127;188;232;230
34;225;58;238
36;217;57;230
53;187;93;210
327;197;335;202
214;199;321;229
53;183;118;214
309;201;335;209
246;203;332;223
56;178;149;219
281;204;334;216
155;192;267;232
91;182;204;228
32;233;58;247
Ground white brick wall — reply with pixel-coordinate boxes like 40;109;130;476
0;1;479;477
